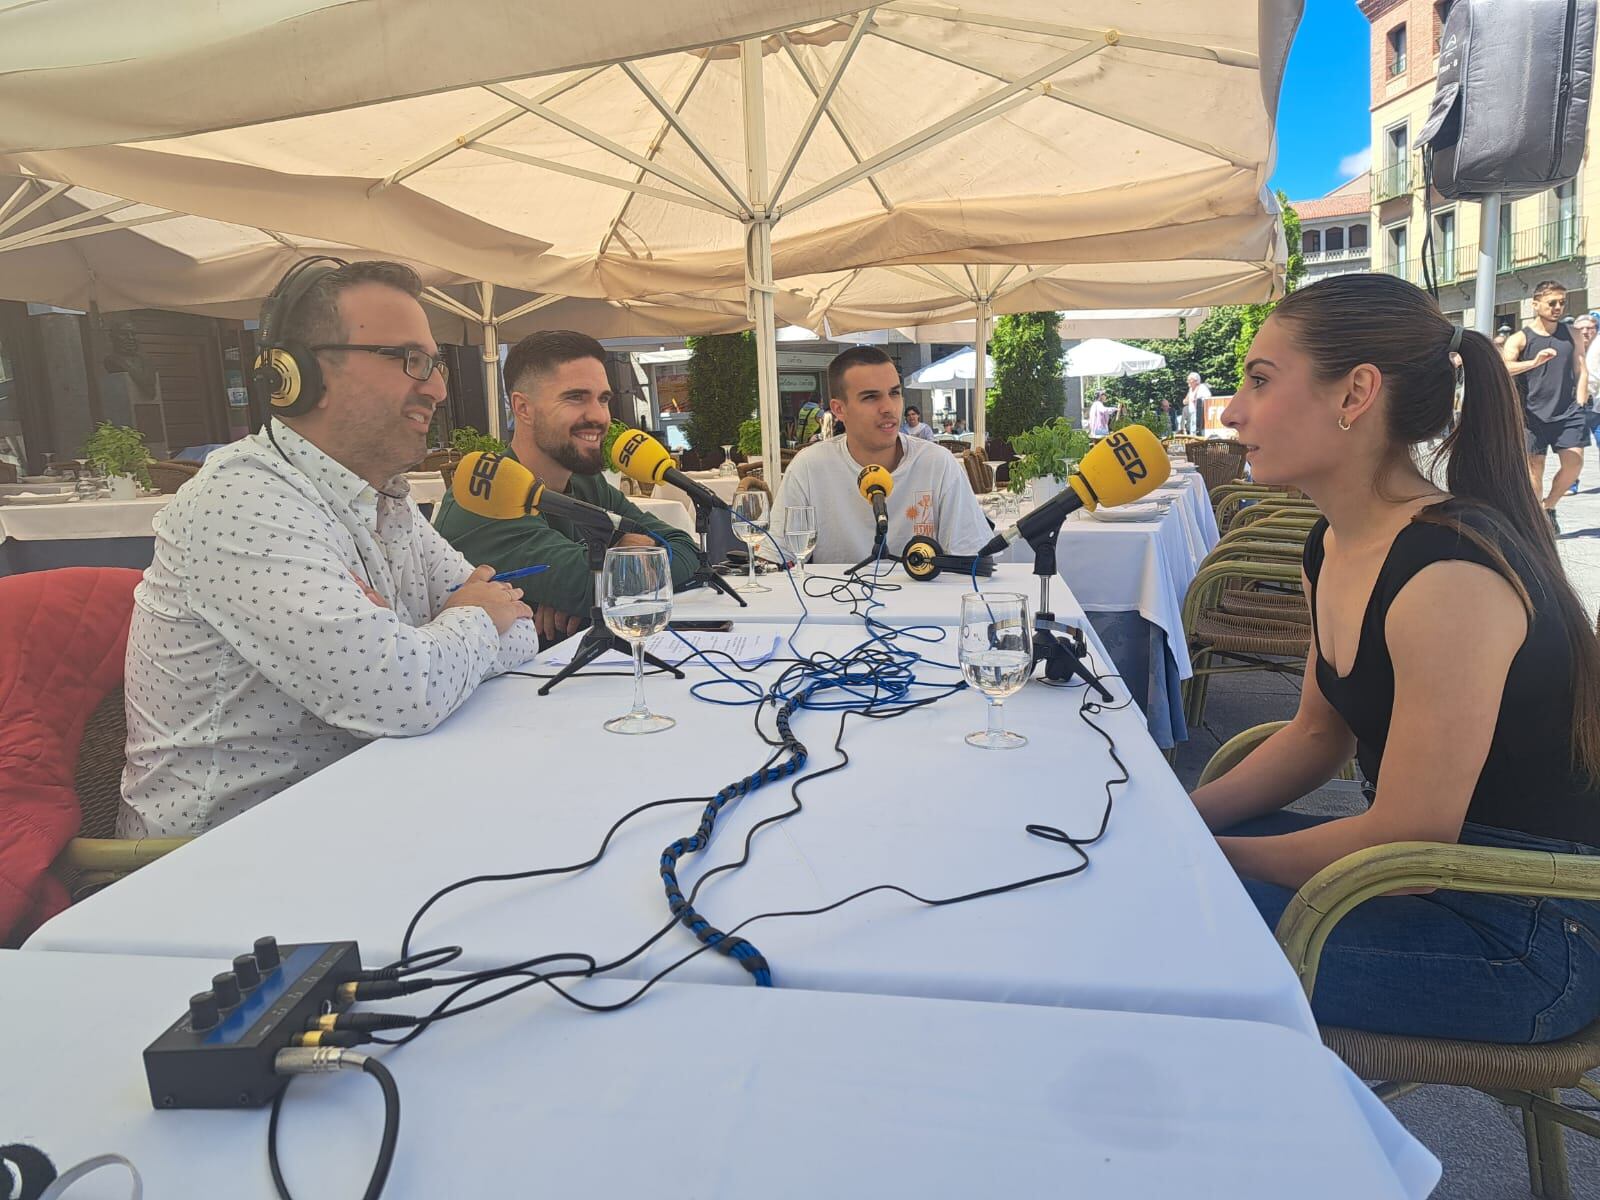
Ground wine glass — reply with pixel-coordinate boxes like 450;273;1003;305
731;489;771;593
781;504;816;581
600;545;675;735
959;592;1032;750
719;444;736;477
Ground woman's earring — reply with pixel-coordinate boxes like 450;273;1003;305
1337;416;1352;431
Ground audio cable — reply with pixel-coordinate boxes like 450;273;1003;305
270;1049;399;1200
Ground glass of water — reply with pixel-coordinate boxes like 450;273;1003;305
782;504;816;581
959;592;1032;750
600;545;675;735
731;489;771;593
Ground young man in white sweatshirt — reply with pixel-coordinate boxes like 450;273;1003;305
772;346;991;565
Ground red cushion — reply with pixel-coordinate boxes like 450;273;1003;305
0;567;142;944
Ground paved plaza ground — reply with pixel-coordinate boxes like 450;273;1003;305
1167;443;1600;1199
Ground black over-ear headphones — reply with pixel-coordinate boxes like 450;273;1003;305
252;256;348;417
901;535;995;582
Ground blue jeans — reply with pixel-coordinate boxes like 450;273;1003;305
1226;812;1600;1043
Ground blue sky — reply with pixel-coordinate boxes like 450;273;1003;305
1269;1;1374;203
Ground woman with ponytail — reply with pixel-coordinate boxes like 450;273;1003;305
1190;273;1600;1043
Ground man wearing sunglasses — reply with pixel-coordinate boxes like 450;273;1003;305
118;260;538;839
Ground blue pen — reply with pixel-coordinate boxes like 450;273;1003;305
449;564;549;592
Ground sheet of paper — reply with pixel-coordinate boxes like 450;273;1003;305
541;629;783;669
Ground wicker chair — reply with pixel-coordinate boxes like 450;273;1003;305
56;686;189;897
146;460;200;495
1190;444;1248;495
1203;720;1600;1200
1181;553;1310;729
959;449;995;494
735;473;773;502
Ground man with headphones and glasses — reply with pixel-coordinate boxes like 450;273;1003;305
117;258;538;839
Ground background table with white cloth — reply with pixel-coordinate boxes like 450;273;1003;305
0;950;1438;1198
985;461;1217;746
0;494;168;576
29;618;1317;1037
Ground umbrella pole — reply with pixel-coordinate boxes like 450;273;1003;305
478;281;502;441
742;39;783;491
972;299;990;451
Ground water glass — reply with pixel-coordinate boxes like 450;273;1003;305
782;505;816;580
600;545;675;735
731;489;771;593
958;592;1032;749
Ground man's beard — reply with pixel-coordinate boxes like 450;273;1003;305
538;421;607;475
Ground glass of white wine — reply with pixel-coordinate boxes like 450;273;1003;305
731;489;771;594
600;545;675;735
959;592;1032;749
782;504;816;582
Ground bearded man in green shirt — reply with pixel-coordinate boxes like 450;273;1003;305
435;331;699;644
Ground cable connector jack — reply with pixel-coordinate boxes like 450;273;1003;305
275;1045;368;1075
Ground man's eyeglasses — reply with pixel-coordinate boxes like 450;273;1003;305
310;344;449;384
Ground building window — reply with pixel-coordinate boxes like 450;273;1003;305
1387;223;1409;279
1350;224;1368;250
1434;2;1454;53
1498;201;1513;271
1552;180;1579;258
1301;229;1321;255
1326;227;1345;253
1388;24;1408;76
1432;210;1456;280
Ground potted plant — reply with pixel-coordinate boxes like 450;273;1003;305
1005;418;1091;500
737;417;762;458
449;427;510;456
82;422;153;498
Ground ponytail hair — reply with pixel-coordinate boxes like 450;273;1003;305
1272;274;1600;782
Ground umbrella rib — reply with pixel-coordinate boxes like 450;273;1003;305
0;179;35;230
421;288;481;323
886;5;1261;69
599;55;712;258
469;142;738;218
777;32;892;213
912;263;972;296
0;197;132;247
373;68;607;194
494;293;565;325
0;180;68;239
618;61;750;212
779;38;1101;217
769;10;874;209
482;82;740;216
0;209;180;254
868;26;1256;168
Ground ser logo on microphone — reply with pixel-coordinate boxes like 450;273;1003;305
468;452;501;501
614;431;647;470
1105;431;1148;485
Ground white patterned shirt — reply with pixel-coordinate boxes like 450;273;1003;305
119;421;539;837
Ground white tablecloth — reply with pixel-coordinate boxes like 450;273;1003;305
402;471;445;507
0;495;170;541
0;950;1437;1199
651;471;740;513
633;494;696;535
29;618;1316;1036
675;561;1041;623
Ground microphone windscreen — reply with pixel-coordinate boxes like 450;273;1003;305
606;423;675;485
1072;425;1170;510
452;451;539;519
857;463;893;500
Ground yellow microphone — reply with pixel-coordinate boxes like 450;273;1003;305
603;422;729;511
978;424;1171;556
856;463;893;542
452;450;651;537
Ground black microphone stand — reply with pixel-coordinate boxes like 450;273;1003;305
1018;513;1108;697
683;495;747;606
846;528;898;579
538;527;686;697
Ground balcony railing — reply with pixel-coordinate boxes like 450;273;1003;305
1374;158;1414;202
1375;218;1587;287
1301;246;1371;264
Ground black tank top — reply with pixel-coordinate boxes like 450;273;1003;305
1304;501;1599;846
1517;322;1579;421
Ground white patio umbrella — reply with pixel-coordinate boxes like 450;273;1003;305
1062;338;1167;378
902;347;995;388
2;1;1300;481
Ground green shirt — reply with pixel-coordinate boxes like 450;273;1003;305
434;458;700;616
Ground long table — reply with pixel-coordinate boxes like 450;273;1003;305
0;495;168;575
29;615;1318;1037
0;951;1437;1198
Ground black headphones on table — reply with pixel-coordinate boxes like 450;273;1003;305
901;535;995;582
252;255;349;417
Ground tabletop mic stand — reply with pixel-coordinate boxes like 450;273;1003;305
847;526;898;579
538;526;686;697
686;496;746;606
1019;518;1106;697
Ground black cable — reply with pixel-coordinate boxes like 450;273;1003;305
268;1056;400;1200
